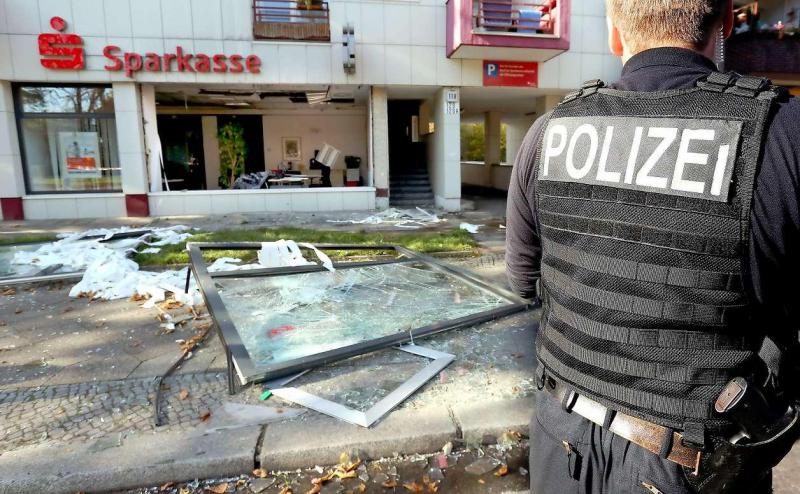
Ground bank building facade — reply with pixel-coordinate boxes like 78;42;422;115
0;0;621;220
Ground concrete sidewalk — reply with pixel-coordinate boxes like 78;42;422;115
0;311;538;493
1;237;538;493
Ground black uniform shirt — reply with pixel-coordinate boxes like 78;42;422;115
506;47;800;341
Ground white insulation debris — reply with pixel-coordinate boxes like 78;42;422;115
459;223;481;234
11;229;334;309
328;207;443;229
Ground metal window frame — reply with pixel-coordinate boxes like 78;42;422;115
186;242;531;393
270;344;455;427
13;83;120;195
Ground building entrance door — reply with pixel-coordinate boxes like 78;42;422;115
387;100;433;206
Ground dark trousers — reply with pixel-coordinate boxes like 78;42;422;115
530;392;772;494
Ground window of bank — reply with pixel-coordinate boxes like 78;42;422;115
15;85;121;194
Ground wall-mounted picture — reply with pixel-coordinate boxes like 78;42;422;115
282;137;302;161
59;131;101;178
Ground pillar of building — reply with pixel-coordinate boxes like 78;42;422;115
0;81;26;220
427;87;461;211
537;94;563;115
505;115;536;169
202;117;221;190
140;84;162;193
370;86;390;209
483;111;502;185
114;82;149;216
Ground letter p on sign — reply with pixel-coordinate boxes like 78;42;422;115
486;63;498;77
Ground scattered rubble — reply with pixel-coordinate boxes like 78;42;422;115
458;223;481;234
328;208;444;229
125;441;528;494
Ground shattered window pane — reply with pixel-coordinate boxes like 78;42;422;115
215;262;510;368
0;243;79;280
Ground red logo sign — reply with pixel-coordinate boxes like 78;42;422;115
38;16;85;70
483;60;538;87
37;16;262;78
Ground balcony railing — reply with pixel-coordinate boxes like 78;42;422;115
446;0;568;61
474;0;557;36
726;31;800;75
252;0;330;42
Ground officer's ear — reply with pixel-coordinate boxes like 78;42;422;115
607;17;624;57
722;0;734;38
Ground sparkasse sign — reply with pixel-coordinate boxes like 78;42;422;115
38;16;262;78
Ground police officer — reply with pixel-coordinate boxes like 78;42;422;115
506;1;800;492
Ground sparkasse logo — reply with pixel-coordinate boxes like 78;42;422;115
38;16;85;70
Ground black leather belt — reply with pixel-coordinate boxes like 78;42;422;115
543;377;702;472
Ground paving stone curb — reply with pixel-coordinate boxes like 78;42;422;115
0;427;261;494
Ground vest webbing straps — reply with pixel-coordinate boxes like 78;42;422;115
534;72;779;434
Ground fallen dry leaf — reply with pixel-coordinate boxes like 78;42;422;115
130;293;150;302
206;483;228;494
357;484;367;493
279;488;293;494
304;485;321;494
334;470;357;480
2;288;16;296
312;471;335;485
159;481;175;491
178;389;190;400
382;479;398;488
252;468;268;478
343;459;361;472
427;483;439;493
494;464;509;477
179;489;190;494
14;308;23;314
198;411;211;422
478;479;485;484
403;482;424;493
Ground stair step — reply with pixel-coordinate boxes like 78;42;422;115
391;185;432;193
391;198;435;207
391;192;434;201
392;173;429;180
391;177;431;184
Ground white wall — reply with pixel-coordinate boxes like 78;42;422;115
426;87;461;211
0;0;621;90
262;108;368;179
113;82;147;194
148;188;375;215
370;86;389;208
201;116;220;190
0;81;24;201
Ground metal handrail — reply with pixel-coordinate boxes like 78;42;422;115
253;0;330;24
474;0;556;35
252;0;331;41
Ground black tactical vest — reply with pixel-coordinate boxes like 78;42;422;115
533;73;783;435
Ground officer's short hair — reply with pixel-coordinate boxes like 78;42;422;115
606;0;727;53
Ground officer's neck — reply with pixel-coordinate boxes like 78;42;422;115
622;42;715;66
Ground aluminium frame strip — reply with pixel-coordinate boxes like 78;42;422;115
270;344;455;427
186;242;532;393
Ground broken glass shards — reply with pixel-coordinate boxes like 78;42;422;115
187;243;530;389
217;262;507;369
271;345;454;427
0;242;83;284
